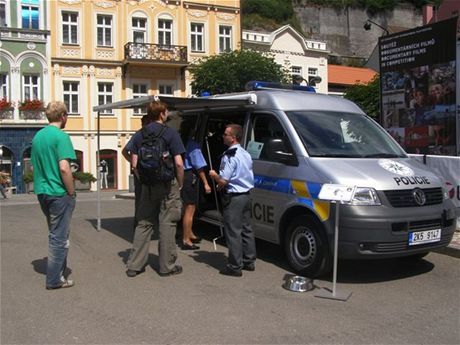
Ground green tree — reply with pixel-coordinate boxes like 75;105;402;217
189;49;290;95
343;75;380;120
243;0;294;23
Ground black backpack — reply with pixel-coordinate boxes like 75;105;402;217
137;125;175;185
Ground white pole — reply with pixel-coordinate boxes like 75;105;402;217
332;201;340;297
97;111;101;231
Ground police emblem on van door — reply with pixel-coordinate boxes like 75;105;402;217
378;159;414;176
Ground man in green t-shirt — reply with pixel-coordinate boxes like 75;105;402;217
31;101;77;290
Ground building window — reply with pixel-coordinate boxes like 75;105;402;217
0;2;6;27
159;84;174;96
97;14;112;47
23;75;39;100
291;66;302;75
132;83;148;115
158;19;172;47
219;25;232;53
308;67;318;76
21;0;39;29
190;23;204;52
62;11;78;44
0;74;8;99
63;81;79;114
132;17;146;43
98;82;113;114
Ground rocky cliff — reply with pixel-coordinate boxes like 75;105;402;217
293;2;423;64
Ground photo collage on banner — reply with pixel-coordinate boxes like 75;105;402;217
379;17;458;155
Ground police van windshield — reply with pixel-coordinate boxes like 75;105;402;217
286;111;407;158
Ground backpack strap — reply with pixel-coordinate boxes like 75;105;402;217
142;124;167;142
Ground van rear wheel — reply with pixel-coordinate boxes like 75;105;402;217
284;215;331;277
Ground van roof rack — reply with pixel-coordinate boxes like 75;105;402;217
245;80;316;93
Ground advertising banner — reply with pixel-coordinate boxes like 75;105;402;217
379;17;458;156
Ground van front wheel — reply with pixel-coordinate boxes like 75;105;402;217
284;215;331;277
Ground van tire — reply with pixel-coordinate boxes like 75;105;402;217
284;215;331;277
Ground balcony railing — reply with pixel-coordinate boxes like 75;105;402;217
0;109;14;120
124;43;188;65
19;110;46;120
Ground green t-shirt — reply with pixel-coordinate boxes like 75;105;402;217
31;125;76;196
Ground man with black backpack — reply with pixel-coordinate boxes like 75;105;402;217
126;101;185;278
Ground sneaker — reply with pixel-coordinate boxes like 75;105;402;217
219;266;242;277
46;279;74;290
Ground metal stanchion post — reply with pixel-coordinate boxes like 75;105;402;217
315;185;353;302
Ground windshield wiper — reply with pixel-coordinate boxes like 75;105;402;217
310;154;362;158
363;153;403;158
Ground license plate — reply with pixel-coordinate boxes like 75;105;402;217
408;229;441;246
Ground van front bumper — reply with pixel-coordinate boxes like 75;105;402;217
335;203;456;259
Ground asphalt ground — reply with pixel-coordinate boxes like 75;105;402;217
1;191;459;344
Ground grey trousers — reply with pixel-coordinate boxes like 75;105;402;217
127;180;182;274
222;194;256;270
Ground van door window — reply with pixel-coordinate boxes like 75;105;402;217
248;114;295;164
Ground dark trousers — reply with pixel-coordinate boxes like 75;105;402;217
133;174;141;230
222;193;256;270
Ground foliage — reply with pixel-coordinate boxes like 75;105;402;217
73;171;97;183
343;75;380;120
243;0;294;23
0;98;14;110
18;99;44;111
189;49;291;95
23;171;34;183
242;0;304;33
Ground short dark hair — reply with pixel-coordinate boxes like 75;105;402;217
226;124;243;142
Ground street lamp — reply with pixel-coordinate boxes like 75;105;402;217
292;74;322;87
363;19;390;35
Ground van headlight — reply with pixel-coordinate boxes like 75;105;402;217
349;187;381;206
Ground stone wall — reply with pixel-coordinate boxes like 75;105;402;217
293;3;423;63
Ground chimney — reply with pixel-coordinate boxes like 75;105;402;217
423;5;434;25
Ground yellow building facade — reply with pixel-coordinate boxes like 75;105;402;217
49;0;240;190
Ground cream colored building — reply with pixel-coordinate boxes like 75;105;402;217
49;0;240;190
243;25;329;94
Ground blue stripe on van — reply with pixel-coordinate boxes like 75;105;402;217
306;182;322;198
297;197;314;208
254;175;291;193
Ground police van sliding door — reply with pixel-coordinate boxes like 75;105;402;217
246;113;296;244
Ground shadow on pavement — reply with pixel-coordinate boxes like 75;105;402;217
188;250;227;271
117;250;160;272
31;257;73;277
332;257;435;284
31;257;47;275
87;217;134;243
193;220;293;273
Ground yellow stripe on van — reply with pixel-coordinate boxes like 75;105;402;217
291;180;311;198
291;179;330;222
313;200;330;221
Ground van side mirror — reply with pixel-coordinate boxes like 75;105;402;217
265;139;298;166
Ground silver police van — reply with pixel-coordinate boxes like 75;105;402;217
169;81;457;277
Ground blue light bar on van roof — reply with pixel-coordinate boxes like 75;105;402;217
245;81;316;93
